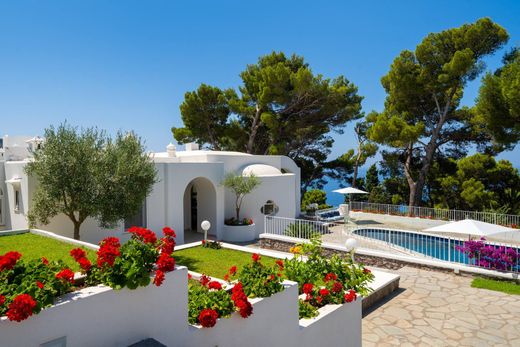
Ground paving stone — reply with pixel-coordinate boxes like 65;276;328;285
362;266;520;345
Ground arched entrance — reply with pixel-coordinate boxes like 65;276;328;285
183;177;217;243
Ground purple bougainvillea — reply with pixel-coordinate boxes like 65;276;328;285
456;238;519;271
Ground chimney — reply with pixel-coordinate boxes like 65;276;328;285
166;143;176;157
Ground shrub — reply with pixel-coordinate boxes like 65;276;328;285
298;299;318;319
456;238;519;271
86;226;177;290
0;254;75;322
284;223;322;239
225;254;284;298
201;240;222;249
188;274;253;327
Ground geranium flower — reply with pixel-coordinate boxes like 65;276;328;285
324;273;337;282
0;295;5;306
198;308;218;328
162;227;176;238
331;281;343;293
55;269;75;284
188;273;192;280
156;253;175;272
363;268;371;274
78;257;92;272
344;289;357;303
252;253;261;262
208;281;222;290
0;251;22;271
41;257;49;265
319;288;330;297
223;274;230;282
36;281;44;289
6;294;37;322
199;274;211;287
229;265;237;275
70;248;87;261
154;270;165;286
128;226;157;244
302;283;314;295
160;237;176;255
275;259;284;270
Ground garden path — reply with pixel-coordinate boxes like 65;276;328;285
363;266;520;346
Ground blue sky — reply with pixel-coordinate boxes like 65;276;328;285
1;0;519;169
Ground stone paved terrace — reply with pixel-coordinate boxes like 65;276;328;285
363;266;520;346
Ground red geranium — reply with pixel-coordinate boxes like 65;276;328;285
199;274;210;287
223;274;230;282
154;270;165;287
198;308;218;328
36;281;44;289
231;282;253;318
78;257;92;272
162;227;176;238
344;289;357;303
363;268;371;274
55;269;75;284
316;296;323;304
70;248;87;261
97;237;121;267
331;281;343;293
0;251;22;271
319;288;330;297
0;295;5;306
128;226;157;244
6;294;37;322
229;265;237;275
208;281;222;290
160;237;176;255
275;259;284;270
324;273;337;282
252;253;261;262
302;283;314;295
156;253;175;272
188;273;192;280
41;257;49;265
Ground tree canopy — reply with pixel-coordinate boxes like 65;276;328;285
366;18;509;207
476;48;520;151
26;123;157;240
173;52;363;189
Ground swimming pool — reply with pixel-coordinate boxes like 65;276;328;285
353;227;520;270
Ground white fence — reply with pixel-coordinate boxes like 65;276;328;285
350;201;520;227
264;216;520;274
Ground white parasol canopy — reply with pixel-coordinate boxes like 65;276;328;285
332;187;368;195
423;219;515;237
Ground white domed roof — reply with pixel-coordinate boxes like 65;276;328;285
242;164;282;177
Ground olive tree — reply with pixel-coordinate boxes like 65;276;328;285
26;123;157;240
222;173;261;221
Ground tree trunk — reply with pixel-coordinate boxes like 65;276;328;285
73;221;81;240
352;154;361;188
236;207;240;221
246;104;262;153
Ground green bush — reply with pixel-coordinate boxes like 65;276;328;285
284;223;322;239
234;254;284;298
188;281;234;325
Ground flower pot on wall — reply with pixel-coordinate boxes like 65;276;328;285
222;223;256;242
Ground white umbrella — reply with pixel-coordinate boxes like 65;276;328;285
332;187;368;195
423;219;515;238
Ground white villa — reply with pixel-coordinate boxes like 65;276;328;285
0;135;301;244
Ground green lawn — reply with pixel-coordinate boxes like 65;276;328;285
471;277;520;295
174;246;278;279
0;233;97;271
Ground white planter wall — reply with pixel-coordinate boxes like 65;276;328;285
221;224;256;242
0;267;362;347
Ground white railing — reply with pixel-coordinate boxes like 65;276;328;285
264;215;336;239
350;202;520;228
264;216;520;274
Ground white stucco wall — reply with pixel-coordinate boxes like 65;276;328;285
0;267;362;347
1;148;301;245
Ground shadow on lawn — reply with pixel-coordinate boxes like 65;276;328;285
174;255;203;273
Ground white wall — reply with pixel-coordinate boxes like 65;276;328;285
4;161;29;230
0;268;362;347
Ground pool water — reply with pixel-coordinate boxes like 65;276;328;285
354;228;474;264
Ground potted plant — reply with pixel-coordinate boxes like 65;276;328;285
221;173;260;242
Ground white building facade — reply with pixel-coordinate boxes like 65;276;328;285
0;136;301;244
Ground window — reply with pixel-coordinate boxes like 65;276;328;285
14;189;20;213
261;200;278;215
124;202;147;230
